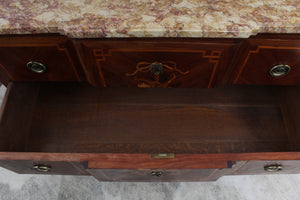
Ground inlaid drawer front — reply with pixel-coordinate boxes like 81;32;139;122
232;160;300;175
0;36;84;82
88;169;227;182
0;160;89;175
86;154;243;182
79;39;236;87
86;153;240;181
233;40;300;85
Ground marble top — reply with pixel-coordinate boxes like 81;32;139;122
0;0;299;38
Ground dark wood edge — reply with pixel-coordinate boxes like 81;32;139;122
1;152;300;169
249;33;300;40
72;40;98;86
0;82;11;123
65;40;86;81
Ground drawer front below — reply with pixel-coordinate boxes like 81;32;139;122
87;168;232;182
232;160;300;175
0;160;89;175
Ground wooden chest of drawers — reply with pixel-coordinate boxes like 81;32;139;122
0;34;299;182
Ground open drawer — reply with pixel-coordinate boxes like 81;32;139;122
0;82;300;181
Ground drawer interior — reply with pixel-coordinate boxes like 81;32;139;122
0;82;299;154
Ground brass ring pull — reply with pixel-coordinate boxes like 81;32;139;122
27;61;47;74
270;64;290;77
32;164;51;172
264;164;283;172
151;171;163;177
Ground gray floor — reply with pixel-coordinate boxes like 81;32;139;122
0;85;300;200
1;166;300;200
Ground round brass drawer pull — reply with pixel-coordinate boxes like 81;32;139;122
27;61;47;74
32;164;51;172
270;64;290;77
151;171;163;177
264;164;283;172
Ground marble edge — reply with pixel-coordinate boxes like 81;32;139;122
0;25;299;38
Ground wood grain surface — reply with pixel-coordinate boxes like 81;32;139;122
0;82;299;156
76;38;240;87
0;35;85;82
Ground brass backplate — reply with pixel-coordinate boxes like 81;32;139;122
151;153;175;159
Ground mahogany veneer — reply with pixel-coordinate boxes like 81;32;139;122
0;35;85;85
0;82;293;154
229;34;300;85
0;34;299;181
76;38;239;87
0;82;300;181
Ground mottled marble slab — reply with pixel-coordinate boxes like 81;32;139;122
0;0;299;38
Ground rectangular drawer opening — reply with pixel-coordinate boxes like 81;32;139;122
0;82;299;154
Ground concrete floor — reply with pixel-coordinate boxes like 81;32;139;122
0;85;300;200
1;166;300;200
